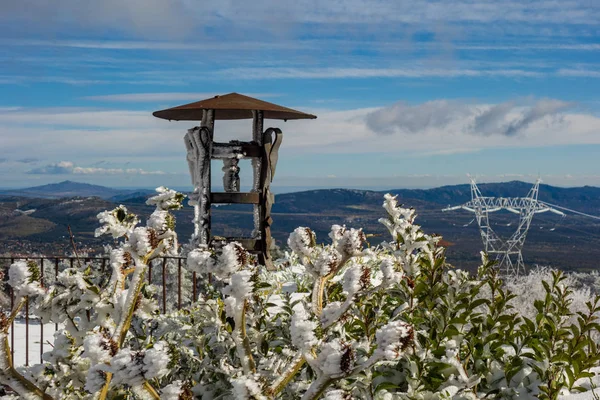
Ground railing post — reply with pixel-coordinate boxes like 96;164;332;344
193;271;197;303
177;258;182;310
162;258;167;314
40;258;44;364
25;296;29;366
10;256;14;363
148;260;153;284
54;258;59;331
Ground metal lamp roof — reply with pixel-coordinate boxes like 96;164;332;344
152;92;317;121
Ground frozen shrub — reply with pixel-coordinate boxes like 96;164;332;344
1;190;600;399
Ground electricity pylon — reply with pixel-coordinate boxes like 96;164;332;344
443;179;565;276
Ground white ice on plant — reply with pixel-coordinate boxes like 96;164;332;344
109;341;170;387
330;225;365;258
217;243;247;279
186;248;214;275
128;227;152;257
380;257;404;287
161;380;184;400
223;267;256;376
441;347;470;383
381;193;415;224
41;330;72;364
230;374;266;400
187;242;247;280
37;267;101;326
379;193;438;274
0;333;8;371
143;341;171;379
8;260;43;299
316;340;344;377
319;263;370;328
147;209;169;232
107;247;127;292
375;320;413;360
288;227;315;258
109;347;146;387
222;269;255;322
82;332;113;364
84;363;111;393
146;186;184;210
504;266;597;324
328;224;345;243
323;389;349;400
320;301;343;328
95;205;138;238
312;247;341;277
342;264;363;296
290;303;318;353
224;270;254;301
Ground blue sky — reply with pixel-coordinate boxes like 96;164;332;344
1;0;599;190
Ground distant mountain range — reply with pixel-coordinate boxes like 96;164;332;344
269;181;600;214
1;180;599;272
3;180;599;211
0;181;155;202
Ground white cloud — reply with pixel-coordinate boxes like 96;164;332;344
216;67;544;80
0;75;187;87
27;161;167;176
0;63;565;87
5;39;600;53
1;1;597;43
415;148;482;157
557;69;600;78
1;98;599;166
366;99;572;137
0;75;108;85
456;43;600;51
82;92;279;102
83;92;220;102
1;0;198;39
0;39;309;51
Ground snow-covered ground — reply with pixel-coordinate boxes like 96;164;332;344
9;320;58;367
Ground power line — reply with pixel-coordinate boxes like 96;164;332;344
539;202;600;221
532;213;600;240
442;179;564;276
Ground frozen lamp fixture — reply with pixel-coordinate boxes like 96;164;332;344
153;93;316;269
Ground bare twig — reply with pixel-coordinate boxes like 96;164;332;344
67;225;82;269
240;299;256;373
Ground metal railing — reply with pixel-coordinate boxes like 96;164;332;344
1;255;196;367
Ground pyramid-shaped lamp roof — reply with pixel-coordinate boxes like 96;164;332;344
152;93;317;121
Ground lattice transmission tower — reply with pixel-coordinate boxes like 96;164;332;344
442;179;565;276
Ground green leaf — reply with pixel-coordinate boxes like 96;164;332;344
254;282;271;289
375;382;402;392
